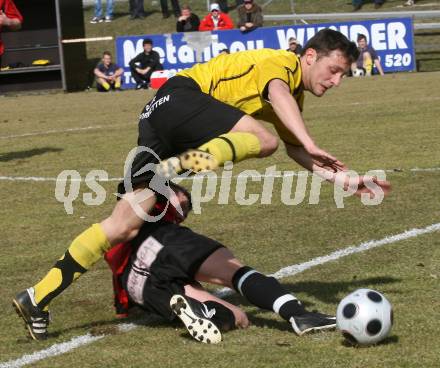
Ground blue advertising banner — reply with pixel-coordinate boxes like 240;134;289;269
116;17;415;89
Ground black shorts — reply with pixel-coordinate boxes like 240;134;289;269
121;222;224;320
117;76;245;195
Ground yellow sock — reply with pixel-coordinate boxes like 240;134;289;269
198;132;261;165
102;81;111;90
115;80;121;89
33;224;111;308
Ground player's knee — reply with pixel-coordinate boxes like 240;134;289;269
259;134;279;157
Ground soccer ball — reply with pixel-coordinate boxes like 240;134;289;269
352;68;365;77
336;289;393;346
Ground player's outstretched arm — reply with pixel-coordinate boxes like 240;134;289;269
286;144;390;198
268;79;345;172
268;79;314;150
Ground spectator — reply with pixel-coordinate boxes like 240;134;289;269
94;51;123;92
199;3;234;31
161;0;180;18
129;0;145;20
352;0;384;11
286;36;303;56
176;4;200;32
129;38;163;89
237;0;263;33
0;0;22;67
352;33;384;76
404;0;415;5
90;0;114;23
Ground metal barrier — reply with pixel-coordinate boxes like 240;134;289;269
263;10;440;21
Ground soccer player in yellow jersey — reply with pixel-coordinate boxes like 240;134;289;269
13;29;390;340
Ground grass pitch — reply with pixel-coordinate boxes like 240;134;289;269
1;72;440;367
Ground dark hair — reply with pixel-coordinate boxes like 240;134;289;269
102;51;112;57
143;38;153;46
357;33;367;42
301;29;359;64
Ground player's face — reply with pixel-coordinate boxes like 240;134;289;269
303;49;349;97
182;9;191;17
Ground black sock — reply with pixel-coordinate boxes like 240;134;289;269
231;266;305;320
38;251;87;309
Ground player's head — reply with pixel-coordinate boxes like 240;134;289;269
357;33;368;49
300;29;359;97
143;38;153;53
102;51;112;66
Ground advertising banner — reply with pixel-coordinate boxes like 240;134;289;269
116;17;415;89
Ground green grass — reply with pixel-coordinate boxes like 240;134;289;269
0;72;439;367
82;0;440;74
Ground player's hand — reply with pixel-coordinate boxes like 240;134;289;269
305;144;347;172
352;175;391;198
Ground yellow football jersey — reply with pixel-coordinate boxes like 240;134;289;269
177;49;305;145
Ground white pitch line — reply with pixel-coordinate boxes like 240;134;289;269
0;334;104;368
0;323;137;368
1;222;439;367
215;222;440;298
0;167;439;182
0;123;133;140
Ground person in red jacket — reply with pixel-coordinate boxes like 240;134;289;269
199;3;233;31
0;0;23;66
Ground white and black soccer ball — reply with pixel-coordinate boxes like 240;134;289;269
336;288;393;346
352;68;365;77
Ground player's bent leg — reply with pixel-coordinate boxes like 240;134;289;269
101;187;157;244
156;115;278;178
194;247;243;288
231;266;336;336
13;187;156;340
230;115;278;157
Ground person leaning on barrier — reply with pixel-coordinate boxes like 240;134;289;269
199;3;234;31
176;4;200;32
237;0;263;33
286;37;303;56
